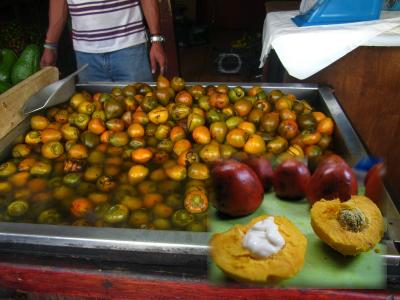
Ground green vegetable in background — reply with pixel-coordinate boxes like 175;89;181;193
0;81;11;94
11;44;40;85
0;48;17;83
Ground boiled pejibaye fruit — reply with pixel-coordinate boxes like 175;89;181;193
210;215;307;283
310;195;384;256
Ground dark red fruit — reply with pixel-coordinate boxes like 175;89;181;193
211;160;264;217
245;155;274;192
273;159;311;200
306;154;358;205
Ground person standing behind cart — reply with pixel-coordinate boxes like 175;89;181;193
40;0;167;82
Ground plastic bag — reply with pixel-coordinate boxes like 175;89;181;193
300;0;321;14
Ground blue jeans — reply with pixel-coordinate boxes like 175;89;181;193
75;43;153;83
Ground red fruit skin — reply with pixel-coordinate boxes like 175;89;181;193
273;159;311;200
320;153;347;165
306;156;358;205
211;160;264;217
245;156;274;192
365;162;386;210
309;153;345;174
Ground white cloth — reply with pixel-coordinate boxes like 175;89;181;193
259;11;400;80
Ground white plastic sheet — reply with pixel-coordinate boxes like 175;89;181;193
259;11;400;79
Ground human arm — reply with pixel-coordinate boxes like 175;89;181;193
140;0;167;75
40;0;68;67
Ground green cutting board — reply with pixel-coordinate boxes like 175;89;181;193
209;192;386;288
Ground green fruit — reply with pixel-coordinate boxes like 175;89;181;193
104;98;124;119
0;48;17;83
63;173;82;187
153;218;171;230
0;81;11;94
11;44;40;85
172;209;194;228
80;131;100;148
103;204;129;224
38;209;62;225
7;200;29;217
186;221;206;232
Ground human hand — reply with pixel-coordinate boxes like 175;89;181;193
149;43;167;75
40;48;58;68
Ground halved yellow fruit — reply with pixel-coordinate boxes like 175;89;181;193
311;195;384;256
210;215;307;283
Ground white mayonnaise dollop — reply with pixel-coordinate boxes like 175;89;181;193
242;216;285;258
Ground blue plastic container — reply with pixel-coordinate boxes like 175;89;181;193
353;156;383;185
293;0;384;27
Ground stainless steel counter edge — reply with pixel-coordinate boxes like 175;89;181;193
0;222;209;255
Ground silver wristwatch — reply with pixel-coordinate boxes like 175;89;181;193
149;34;165;43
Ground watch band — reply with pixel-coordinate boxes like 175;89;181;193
149;34;165;43
43;42;58;51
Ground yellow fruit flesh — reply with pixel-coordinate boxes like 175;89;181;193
210;215;307;283
310;196;384;256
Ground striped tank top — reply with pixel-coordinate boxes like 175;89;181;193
67;0;147;53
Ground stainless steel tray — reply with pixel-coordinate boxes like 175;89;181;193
0;82;398;271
